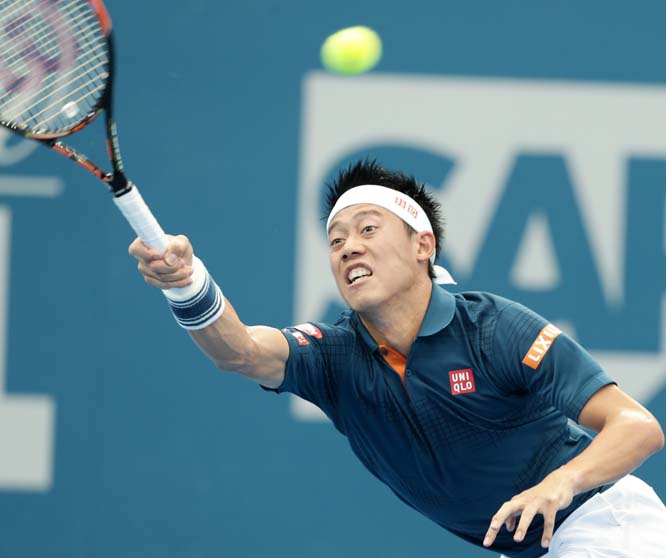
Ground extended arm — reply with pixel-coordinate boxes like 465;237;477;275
129;235;288;389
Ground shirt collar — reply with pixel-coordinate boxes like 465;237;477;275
351;283;456;350
417;282;456;337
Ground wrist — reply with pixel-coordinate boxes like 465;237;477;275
553;464;585;496
163;257;207;301
163;257;225;329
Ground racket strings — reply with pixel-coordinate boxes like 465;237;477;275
0;2;98;75
2;10;103;108
1;4;94;74
26;57;107;125
14;28;108;122
0;0;110;135
1;1;107;110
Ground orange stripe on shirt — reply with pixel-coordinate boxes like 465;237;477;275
378;344;407;382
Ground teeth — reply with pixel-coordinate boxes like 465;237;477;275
348;267;371;283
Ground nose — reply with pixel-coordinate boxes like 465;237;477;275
341;232;365;261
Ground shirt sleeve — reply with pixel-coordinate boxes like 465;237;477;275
264;322;349;421
491;302;616;421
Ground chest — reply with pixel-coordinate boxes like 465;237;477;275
340;333;539;435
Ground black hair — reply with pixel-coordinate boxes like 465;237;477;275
325;159;444;278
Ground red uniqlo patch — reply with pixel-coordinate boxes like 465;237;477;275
294;323;323;339
290;331;310;346
448;368;476;395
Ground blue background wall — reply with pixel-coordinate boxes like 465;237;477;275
1;1;665;557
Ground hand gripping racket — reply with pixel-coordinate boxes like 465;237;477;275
0;0;168;253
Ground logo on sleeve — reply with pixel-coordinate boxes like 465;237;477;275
287;330;310;346
294;323;323;338
522;323;562;369
448;368;476;395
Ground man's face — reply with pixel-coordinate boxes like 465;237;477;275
327;204;428;312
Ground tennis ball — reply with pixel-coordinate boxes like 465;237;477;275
320;26;382;75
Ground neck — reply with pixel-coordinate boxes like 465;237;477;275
359;278;433;356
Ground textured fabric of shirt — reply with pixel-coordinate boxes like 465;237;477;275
273;285;615;558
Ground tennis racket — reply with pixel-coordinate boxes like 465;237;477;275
0;0;169;253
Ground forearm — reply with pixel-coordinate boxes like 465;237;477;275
129;236;287;386
187;298;288;388
483;411;663;550
558;410;664;494
188;297;255;371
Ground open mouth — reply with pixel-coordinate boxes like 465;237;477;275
346;266;373;285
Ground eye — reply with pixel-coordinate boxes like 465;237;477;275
329;238;344;248
362;225;377;234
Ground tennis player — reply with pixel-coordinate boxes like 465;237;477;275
129;160;666;557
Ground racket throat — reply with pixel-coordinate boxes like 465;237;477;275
50;141;106;183
110;177;132;197
104;120;130;195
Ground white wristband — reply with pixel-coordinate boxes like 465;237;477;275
163;257;225;330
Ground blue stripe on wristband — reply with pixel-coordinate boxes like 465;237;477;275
167;271;224;329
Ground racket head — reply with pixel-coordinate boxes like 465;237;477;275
0;0;113;140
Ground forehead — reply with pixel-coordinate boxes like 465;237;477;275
327;204;397;233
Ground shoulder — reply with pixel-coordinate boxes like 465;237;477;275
450;290;520;327
455;291;548;324
281;311;359;349
447;292;551;356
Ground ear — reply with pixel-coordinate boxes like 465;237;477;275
415;231;436;263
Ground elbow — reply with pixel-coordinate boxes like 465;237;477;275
640;414;665;455
652;418;665;453
614;409;665;456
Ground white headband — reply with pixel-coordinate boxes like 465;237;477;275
326;184;456;285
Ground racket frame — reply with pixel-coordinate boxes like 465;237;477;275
0;0;130;197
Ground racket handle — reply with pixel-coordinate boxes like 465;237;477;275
113;184;188;297
113;183;169;252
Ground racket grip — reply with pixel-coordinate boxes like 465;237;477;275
113;184;191;299
113;183;169;252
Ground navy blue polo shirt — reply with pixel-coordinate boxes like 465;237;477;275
273;284;615;558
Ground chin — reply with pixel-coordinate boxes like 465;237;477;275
335;276;395;312
341;290;385;314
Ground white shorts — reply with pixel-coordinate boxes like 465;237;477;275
500;475;666;558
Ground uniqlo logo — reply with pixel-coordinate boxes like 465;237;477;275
448;368;476;395
294;323;323;339
290;331;310;346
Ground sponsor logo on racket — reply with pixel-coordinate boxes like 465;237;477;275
448;368;476;395
522;324;562;369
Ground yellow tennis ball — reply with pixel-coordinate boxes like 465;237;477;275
320;26;382;75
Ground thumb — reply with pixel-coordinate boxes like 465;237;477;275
164;238;186;266
164;251;178;266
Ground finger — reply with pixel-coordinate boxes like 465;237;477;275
129;237;163;261
174;235;194;260
540;506;557;548
144;273;193;290
137;261;162;281
164;235;193;267
484;502;521;547
138;261;193;283
154;266;194;283
147;258;190;275
514;506;539;543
